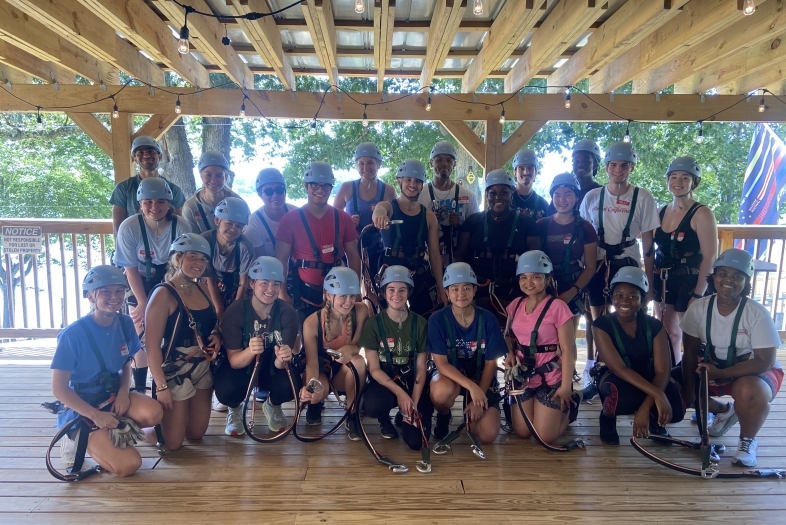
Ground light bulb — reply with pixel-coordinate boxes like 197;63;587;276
623;130;630;143
473;0;483;16
564;93;571;109
696;128;704;144
426;95;432;111
362;112;368;127
655;92;661;102
743;0;756;16
355;0;365;14
311;120;317;135
759;97;765;112
175;98;181;114
178;25;190;55
36;109;42;125
499;109;505;124
112;104;119;119
240;102;246;117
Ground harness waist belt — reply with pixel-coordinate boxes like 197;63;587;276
384;247;425;259
655;266;700;277
73;372;120;392
599;239;637;256
473;250;517;260
293;259;334;271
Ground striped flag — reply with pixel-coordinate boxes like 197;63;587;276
739;123;786;226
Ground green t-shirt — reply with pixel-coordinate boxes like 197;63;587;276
359;310;428;366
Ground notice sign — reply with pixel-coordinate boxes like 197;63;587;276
2;226;43;254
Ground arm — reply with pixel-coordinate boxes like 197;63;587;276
345;240;362;282
124;267;147;329
411;351;428;406
551;318;577;410
432;353;479;393
235;275;248;302
426;210;447;304
332;181;351;211
111;359;134;417
371;200;393;229
594;325;664;400
455;231;471;264
383;183;398;201
691;207;718;300
174;207;183;217
52;370;119;429
143;287;177;409
112;205;127;238
302;313;320;383
639;327;674;428
205;277;226;321
641;230;655;303
275;241;293;302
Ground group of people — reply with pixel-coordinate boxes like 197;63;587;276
49;134;782;478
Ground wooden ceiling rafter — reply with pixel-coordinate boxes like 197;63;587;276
301;0;340;87
420;0;467;89
0;39;77;86
374;0;396;91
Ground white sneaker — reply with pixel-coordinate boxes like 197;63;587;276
582;360;595;389
707;402;738;437
60;431;78;467
262;398;287;432
732;437;758;467
690;411;716;427
212;393;228;412
225;405;246;437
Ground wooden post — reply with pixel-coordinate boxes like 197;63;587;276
111;112;133;184
484;119;504;175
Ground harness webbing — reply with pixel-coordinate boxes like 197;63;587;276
541;217;585;275
317;307;358;353
597;187;638;256
194;192;213;232
137;214;178;281
297;208;341;273
606;311;653;372
374;311;419;380
483;209;519;252
156;282;215;365
209;229;241;289
254;204;289;251
705;295;748;369
443;308;484;382
507;296;561;384
242;297;282;376
657;202;703;267
74;317;130;392
428;182;460;210
390;200;426;255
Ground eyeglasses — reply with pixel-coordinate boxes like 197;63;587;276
262;186;286;197
307;182;333;192
133;148;159;157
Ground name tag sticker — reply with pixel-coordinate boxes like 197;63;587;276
120;344;129;357
616;199;630;206
677;232;685;242
563;235;572;244
386;338;395;349
322;245;334;254
458;196;470;203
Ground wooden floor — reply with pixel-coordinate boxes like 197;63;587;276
2;342;786;524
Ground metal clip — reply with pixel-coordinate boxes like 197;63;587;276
389;464;409;473
432;442;451;455
415;460;432;473
701;467;719;479
471;444;486;459
306;378;324;394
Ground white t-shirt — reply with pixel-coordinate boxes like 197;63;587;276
417;182;479;263
681;296;781;362
114;214;191;273
580;185;660;261
182;188;241;234
245;205;295;257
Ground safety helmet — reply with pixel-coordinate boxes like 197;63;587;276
198;151;230;172
609;266;649;295
666;156;701;180
131;136;162;155
430;141;457;160
396;159;427;182
136;177;173;202
379;265;414;289
323;267;360;295
549;172;580;197
248;256;284;282
572;139;602;164
82;265;129;298
255;167;286;190
443;262;478;288
214;197;250;225
484;169;516;190
513;149;539;170
516;250;553;276
304;161;336;185
604;141;638;164
713;248;754;278
354;142;383;163
170;233;211;257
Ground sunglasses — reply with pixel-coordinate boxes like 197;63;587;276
307;182;334;192
261;186;286;196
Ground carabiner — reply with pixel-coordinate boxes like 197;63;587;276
432;442;451;455
700;467;719;479
416;460;432;474
471;445;486;460
389;464;409;474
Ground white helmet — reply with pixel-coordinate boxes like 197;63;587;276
516;250;553;276
214;197;250;225
323;267;360;295
379;265;414;289
82;265;129;298
170;233;211;257
443;262;477;287
248;256;284;282
609;266;649;294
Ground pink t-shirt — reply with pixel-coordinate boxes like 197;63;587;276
506;296;573;388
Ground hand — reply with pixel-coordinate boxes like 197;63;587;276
644;290;654;306
351;214;361;227
396;392;415;415
249;336;265;355
437;287;448;306
632;409;650;439
372;213;390;230
464;403;484;423
207;333;222;351
156;388;173;411
696;362;722;381
336;351;351;365
91;409;119;430
468;383;488;409
299;387;314;403
653;392;673;427
504;352;516;368
111;390;131;417
275;344;293;363
447;212;460;227
130;301;146;328
550;385;573;412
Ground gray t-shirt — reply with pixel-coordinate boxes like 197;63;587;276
246;205;296;256
199;230;254;279
221;298;299;351
182;188;242;234
109;175;186;216
114;214;191;274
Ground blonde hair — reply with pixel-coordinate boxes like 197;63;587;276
164;252;184;282
322;294;353;343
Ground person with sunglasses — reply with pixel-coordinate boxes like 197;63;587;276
247;168;295;258
182;151;242;234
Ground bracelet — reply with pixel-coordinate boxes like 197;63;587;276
210;329;222;336
691;292;703;299
572;285;582;294
156;383;169;392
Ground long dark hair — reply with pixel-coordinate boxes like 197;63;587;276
706;272;752;298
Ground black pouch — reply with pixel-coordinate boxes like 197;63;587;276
102;371;120;393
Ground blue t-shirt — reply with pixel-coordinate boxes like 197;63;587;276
50;314;140;428
428;305;506;364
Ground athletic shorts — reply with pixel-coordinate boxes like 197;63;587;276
653;271;699;313
672;365;783;402
459;384;501;411
587;258;638;307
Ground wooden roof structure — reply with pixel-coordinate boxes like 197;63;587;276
1;0;785;181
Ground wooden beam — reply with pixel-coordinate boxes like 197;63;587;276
590;0;749;94
716;61;786;95
133;114;181;142
0;40;77;85
302;0;339;87
440;120;486;168
77;0;210;88
0;65;32;85
374;0;396;91
226;0;296;90
461;1;543;93
420;1;467;89
7;0;164;86
66;113;112;156
506;0;605;94
501;121;548;162
546;0;687;94
111;112;133;184
484;119;504;173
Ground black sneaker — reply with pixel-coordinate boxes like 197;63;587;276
305;402;322;425
599;412;619;445
379;417;399;439
648;415;673;446
394;411;403;428
345;416;361;441
433;412;452;440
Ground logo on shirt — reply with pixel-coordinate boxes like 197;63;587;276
120;344;129;357
738;329;749;336
138;249;155;258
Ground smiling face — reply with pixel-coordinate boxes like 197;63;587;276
611;282;642;322
486;184;513;215
259;182;286;210
712;266;748;300
667;170;696;198
140;198;170;221
518;272;549;297
132;147;161;172
398;176;424;200
327;292;355;316
200;166;228;194
551;186;578;214
447;283;475;307
177;251;209;280
250;278;281;305
572;151;596;181
356;157;380;181
514;164;537;190
430;154;455;179
305;182;333;206
89;285;127;315
385;282;410;311
606;160;635;184
215;218;245;243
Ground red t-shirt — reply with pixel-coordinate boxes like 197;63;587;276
276;206;358;286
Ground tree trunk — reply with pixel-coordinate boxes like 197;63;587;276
451;121;483;209
160;118;196;198
202;117;234;188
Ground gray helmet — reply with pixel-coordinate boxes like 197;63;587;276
484;169;516;190
609;266;649;294
572;139;602;163
131;135;162;155
354;142;383;163
82;265;129;298
198;151;230;172
380;265;414;289
396;159;427;182
604;141;638;164
513;149;539;169
304;161;336;185
666;156;701;180
214;197;250;225
443;262;477;287
713;248;754;278
323;267;360;295
430;141;457;160
516;250;553;276
248;256;284;282
136;177;173;202
549;172;580;197
255;167;286;190
170;233;211;257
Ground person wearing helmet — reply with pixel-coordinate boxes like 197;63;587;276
372;159;447;314
213;256;300;437
511;149;549;220
676;248;782;467
51;266;163;476
504;251;579;445
417;141;479;266
200;197;254;319
455;169;539;324
359;265;432;444
276;161;361;327
546;139;603;216
428;263;506;442
182;151;242;234
114;177;191;392
588;266;683;446
247;168;295;258
110;136;186;237
654;156;717;363
301;267;369;440
143;233;220;451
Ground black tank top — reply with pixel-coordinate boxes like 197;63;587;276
654;203;703;269
161;288;217;350
380;200;427;257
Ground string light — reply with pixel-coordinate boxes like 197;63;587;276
499;105;505;124
36;106;42;125
175;95;182;114
759;95;766;113
564;86;571;109
355;0;365;14
362;104;369;127
473;0;483;16
221;24;230;46
240;94;247;117
178;8;192;55
311;119;317;135
743;0;756;16
623;120;631;142
700;92;706;103
426;94;432;111
111;95;119;118
696;121;704;144
655;91;661;102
